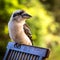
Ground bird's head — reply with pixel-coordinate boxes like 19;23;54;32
11;10;32;22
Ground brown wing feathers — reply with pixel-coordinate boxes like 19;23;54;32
23;24;32;41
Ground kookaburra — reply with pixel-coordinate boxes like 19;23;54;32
8;10;32;45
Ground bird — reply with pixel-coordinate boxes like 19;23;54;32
8;10;32;46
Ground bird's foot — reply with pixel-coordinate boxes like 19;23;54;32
14;43;21;48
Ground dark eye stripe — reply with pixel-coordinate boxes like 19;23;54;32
13;13;17;17
13;13;20;17
13;10;24;17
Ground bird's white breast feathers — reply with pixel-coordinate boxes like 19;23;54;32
8;20;32;45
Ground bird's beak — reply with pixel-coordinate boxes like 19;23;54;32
22;13;32;19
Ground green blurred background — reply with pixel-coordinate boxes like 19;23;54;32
0;0;60;60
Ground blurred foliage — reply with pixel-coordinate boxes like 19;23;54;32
0;0;60;60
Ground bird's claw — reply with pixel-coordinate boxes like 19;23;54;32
14;43;21;48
